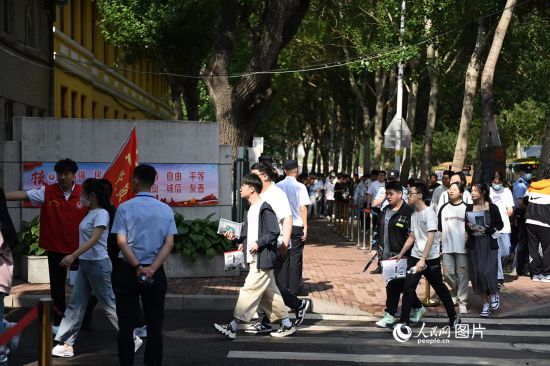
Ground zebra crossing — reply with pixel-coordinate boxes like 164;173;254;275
220;315;550;365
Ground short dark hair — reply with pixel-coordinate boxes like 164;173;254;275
450;181;465;193
379;170;387;176
453;172;467;185
443;170;454;178
82;178;111;212
472;183;491;203
430;173;438;180
250;162;273;182
411;181;428;200
54;158;78;174
241;173;262;194
385;181;402;192
133;164;156;187
370;169;379;176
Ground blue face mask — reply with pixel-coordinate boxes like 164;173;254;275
523;174;532;181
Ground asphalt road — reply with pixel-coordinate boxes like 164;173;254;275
5;308;550;366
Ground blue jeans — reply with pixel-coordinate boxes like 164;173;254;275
55;258;119;346
497;233;511;281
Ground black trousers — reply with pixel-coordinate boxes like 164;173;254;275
385;277;422;317
514;217;530;275
114;260;167;366
83;244;146;328
47;251;69;326
526;223;550;276
288;226;305;295
400;257;456;324
274;254;302;310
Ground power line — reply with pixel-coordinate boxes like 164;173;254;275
0;0;535;80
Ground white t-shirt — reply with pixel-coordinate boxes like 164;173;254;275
276;176;310;227
260;183;292;245
410;207;439;260
367;180;385;199
325;180;335;200
246;200;262;264
79;208;110;260
27;184;75;206
438;189;472;209
489;187;515;233
438;201;467;254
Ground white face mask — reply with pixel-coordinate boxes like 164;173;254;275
80;194;91;207
492;183;502;191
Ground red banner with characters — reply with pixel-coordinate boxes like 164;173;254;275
103;128;138;207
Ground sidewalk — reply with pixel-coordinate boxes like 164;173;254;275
7;219;550;318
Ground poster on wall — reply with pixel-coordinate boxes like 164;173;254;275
22;161;219;207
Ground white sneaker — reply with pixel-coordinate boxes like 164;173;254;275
490;293;500;310
452;297;458;306
459;304;468;314
480;303;491;317
532;274;542;282
375;312;396;328
410;307;427;323
52;344;74;358
133;325;147;338
541;275;550;283
134;336;143;353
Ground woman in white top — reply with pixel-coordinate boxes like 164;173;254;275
52;179;142;358
438;182;469;314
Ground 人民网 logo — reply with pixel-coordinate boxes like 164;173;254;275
393;323;412;343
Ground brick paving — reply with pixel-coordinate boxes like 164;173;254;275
10;218;550;317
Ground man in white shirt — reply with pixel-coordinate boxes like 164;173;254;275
249;163;310;333
276;160;311;295
489;171;515;289
393;181;460;330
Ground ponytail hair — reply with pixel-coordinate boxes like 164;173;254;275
82;178;112;212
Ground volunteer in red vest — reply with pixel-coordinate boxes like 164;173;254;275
7;158;87;330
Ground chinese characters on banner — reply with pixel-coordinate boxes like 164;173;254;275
23;162;219;207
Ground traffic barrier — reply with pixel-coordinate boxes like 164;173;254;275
332;201;372;250
0;298;53;366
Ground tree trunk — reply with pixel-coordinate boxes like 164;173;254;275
474;0;516;183
421;24;439;180
373;68;387;169
204;0;310;148
452;19;487;173
166;74;183;120
539;113;550;178
181;78;200;121
312;141;319;173
302;142;311;175
401;58;419;180
479;0;516;150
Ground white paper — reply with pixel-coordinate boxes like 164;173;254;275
381;258;408;284
224;250;245;271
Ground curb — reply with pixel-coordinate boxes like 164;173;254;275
6;292;549;318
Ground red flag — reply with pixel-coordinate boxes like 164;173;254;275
103;127;138;207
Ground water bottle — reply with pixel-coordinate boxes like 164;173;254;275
407;265;426;275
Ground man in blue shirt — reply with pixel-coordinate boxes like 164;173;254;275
511;168;532;276
112;164;178;366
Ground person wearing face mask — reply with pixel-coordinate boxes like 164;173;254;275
6;158;87;332
489;170;515;290
511;168;532;276
51;178;142;358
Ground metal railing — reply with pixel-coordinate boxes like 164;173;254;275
331;201;373;251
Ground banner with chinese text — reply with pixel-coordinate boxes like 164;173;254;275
23;162;218;207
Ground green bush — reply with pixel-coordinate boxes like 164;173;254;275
15;216;45;256
173;212;233;262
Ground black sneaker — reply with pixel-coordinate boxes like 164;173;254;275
449;316;461;330
245;322;273;334
214;322;236;340
270;324;297;338
294;299;310;327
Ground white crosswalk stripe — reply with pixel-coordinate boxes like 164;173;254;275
223;317;550;364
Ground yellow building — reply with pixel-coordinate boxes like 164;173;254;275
53;1;172;120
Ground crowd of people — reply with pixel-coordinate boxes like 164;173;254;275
0;154;548;363
293;163;549;329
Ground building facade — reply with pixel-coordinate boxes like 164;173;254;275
53;0;172;120
0;0;54;141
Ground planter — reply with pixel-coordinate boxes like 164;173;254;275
18;255;50;284
164;253;240;278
